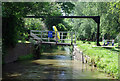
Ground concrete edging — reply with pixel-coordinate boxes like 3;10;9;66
73;46;92;64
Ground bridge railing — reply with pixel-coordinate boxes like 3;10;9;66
30;30;76;44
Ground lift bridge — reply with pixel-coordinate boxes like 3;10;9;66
29;30;76;46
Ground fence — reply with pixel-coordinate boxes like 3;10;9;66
30;30;76;45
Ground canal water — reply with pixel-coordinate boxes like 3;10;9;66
3;46;113;79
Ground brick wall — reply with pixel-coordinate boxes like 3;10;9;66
3;43;33;64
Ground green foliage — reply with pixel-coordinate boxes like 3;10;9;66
24;18;44;30
58;2;75;15
71;2;119;41
2;2;75;49
2;2;34;48
57;23;67;31
44;17;63;30
57;22;72;31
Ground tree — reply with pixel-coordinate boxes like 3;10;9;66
2;2;75;48
71;2;119;41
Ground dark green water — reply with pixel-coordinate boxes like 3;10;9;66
3;47;114;79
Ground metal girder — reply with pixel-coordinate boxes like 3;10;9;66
25;16;99;19
92;16;100;24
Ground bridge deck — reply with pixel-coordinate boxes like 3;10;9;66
40;42;72;46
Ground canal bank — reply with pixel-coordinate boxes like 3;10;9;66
2;46;114;80
76;41;118;79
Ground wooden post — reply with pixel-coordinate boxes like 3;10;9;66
61;32;63;43
56;31;57;44
75;31;76;44
30;30;32;37
41;31;42;43
82;52;84;63
48;37;50;42
71;32;73;45
48;31;50;42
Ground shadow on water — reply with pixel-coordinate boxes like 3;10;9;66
2;46;114;80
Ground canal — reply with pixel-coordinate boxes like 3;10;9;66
3;46;113;79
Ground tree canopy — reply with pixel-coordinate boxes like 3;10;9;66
70;2;120;41
2;2;75;48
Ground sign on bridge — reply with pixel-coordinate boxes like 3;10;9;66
48;31;53;38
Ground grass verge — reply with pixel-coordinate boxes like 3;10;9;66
77;41;119;79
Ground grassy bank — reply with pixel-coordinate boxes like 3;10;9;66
18;54;34;61
77;41;119;78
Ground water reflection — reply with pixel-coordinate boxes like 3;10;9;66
3;46;113;79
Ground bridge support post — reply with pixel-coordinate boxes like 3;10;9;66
27;30;30;41
93;16;101;46
97;22;101;46
33;43;41;59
